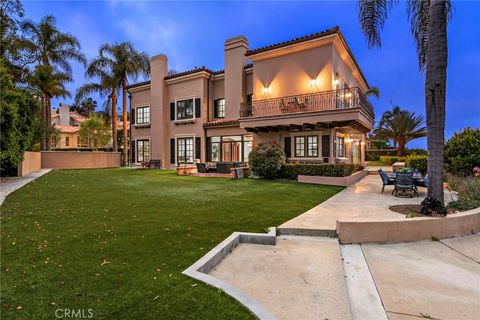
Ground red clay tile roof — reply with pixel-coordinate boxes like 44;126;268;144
54;125;80;133
203;119;240;128
245;26;339;56
125;80;151;90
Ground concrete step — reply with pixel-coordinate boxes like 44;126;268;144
208;236;352;320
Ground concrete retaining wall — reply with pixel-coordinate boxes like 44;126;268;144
337;207;480;244
298;169;368;187
41;151;121;169
17;151;42;176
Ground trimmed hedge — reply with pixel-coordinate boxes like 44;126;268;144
379;156;407;165
280;163;364;180
406;155;428;175
366;149;397;161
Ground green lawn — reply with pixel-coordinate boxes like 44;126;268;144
1;169;342;319
367;160;386;166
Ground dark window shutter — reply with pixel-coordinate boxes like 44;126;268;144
195;137;201;160
170;102;175;121
322;135;330;157
170;139;176;164
131;108;135;125
195;98;201;118
206;137;212;162
213;100;218;118
131;140;136;163
284;137;291;158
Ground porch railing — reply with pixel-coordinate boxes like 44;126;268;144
239;87;374;119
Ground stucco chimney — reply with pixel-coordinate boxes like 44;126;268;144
149;54;168;164
224;36;248;119
59;103;70;125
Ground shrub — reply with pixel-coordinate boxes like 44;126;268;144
446;174;480;211
406;155;428;175
405;148;427;156
444;127;480;176
365;149;397;161
379;156;406;165
248;142;286;178
279;163;364;180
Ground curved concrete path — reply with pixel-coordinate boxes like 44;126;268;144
0;169;51;205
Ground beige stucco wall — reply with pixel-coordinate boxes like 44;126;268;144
17;151;42;176
54;132;78;148
252;44;333;100
337;208;480;244
41;151;121;169
331;46;361;90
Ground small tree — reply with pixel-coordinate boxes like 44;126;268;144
248;142;286;179
79;114;111;150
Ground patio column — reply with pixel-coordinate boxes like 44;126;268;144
329;128;335;164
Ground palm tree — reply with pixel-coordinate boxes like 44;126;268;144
75;55;119;151
20;15;86;150
98;42;150;165
364;86;380;99
375;109;427;155
28;65;72;149
358;0;450;207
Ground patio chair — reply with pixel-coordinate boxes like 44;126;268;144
279;99;289;113
294;96;308;110
216;162;233;174
196;162;208;173
393;172;418;197
378;169;395;193
415;174;429;188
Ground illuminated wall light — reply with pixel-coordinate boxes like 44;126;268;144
262;86;271;96
310;79;318;89
332;79;339;86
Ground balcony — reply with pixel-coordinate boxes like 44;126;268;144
239;88;374;133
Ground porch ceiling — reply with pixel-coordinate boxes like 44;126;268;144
244;120;371;134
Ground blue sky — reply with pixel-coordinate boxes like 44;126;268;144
23;0;480;149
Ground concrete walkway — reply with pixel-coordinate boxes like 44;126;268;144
0;169;51;205
363;234;480;320
209;236;352;320
279;174;456;232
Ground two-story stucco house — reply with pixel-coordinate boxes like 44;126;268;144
127;26;374;168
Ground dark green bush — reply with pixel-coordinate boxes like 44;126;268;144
279;163;364;179
379;156;406;165
365;149;397;161
406;155;428;175
248;142;286;178
444;127;480;176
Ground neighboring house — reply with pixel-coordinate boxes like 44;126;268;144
51;104;128;149
51;104;87;148
126;26;374;167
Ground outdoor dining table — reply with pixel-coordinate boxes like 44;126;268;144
389;172;423;180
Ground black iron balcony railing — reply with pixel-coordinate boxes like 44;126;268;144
240;87;374;119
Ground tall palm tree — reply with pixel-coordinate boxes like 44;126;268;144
364;86;380;99
75;55;119;151
374;109;426;155
358;0;450;207
98;42;150;165
28;65;71;148
20;15;86;150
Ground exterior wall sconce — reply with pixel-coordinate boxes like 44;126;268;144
310;79;318;89
262;86;271;97
332;79;339;86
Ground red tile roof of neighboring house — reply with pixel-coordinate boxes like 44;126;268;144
54;125;80;133
203;119;240;128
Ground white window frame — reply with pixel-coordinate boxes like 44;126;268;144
175;96;196;121
214;98;225;118
175;135;195;164
135;105;150;125
135;137;151;163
